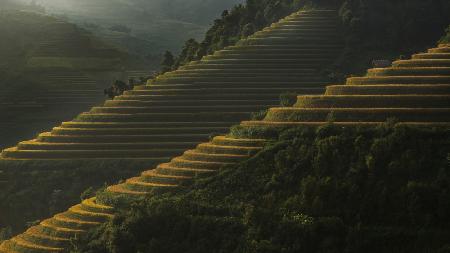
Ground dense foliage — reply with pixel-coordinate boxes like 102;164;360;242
0;159;162;234
440;25;450;43
74;124;450;253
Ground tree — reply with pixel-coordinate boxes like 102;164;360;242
174;39;200;68
161;51;175;73
440;25;450;43
0;227;12;242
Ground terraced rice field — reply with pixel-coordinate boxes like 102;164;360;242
1;9;344;160
2;40;449;253
241;43;450;127
0;197;113;253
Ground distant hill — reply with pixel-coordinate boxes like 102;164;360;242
0;10;127;149
0;0;32;10
37;0;244;24
0;10;125;83
23;0;244;67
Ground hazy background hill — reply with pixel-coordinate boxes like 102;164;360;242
0;9;127;150
11;0;244;68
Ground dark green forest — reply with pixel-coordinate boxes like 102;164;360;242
73;123;450;253
0;159;161;235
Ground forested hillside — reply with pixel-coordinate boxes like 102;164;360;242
74;124;450;253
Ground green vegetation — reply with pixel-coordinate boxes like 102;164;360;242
250;110;268;121
440;25;450;43
161;51;176;73
0;159;163;234
73;124;450;253
279;92;298;107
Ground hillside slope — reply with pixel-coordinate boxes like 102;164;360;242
1;38;448;253
77;125;450;253
0;8;344;237
0;10;125;150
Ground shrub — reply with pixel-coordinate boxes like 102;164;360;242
161;50;175;73
251;109;268;120
279;92;298;107
228;125;280;139
439;25;450;43
0;159;160;233
0;227;12;243
80;187;96;201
